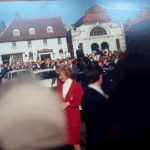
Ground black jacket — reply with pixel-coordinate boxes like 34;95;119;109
81;87;112;150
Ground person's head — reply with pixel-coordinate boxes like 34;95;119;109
0;82;66;150
57;65;73;83
72;59;77;65
59;60;65;66
84;62;103;86
67;58;72;65
78;44;81;49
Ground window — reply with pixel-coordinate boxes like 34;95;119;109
11;53;23;63
47;26;53;33
90;27;107;36
59;49;63;54
116;39;121;50
27;40;32;48
29;28;35;35
58;38;62;45
43;39;47;46
59;49;63;58
35;71;57;80
13;29;20;36
28;51;33;60
12;42;16;49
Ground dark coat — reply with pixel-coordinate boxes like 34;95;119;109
76;49;84;60
81;87;112;150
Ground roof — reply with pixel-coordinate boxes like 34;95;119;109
0;17;67;43
73;4;111;28
85;4;105;14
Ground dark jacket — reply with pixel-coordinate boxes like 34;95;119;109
81;87;112;150
76;49;84;60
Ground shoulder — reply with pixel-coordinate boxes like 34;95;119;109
84;88;106;99
83;88;97;97
72;80;82;86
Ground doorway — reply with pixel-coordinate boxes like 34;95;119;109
101;42;109;50
40;54;51;61
91;43;99;52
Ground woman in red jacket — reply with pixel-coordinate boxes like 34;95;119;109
56;65;84;150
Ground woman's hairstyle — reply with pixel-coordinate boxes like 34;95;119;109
57;64;73;78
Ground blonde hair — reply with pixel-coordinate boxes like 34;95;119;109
57;64;73;78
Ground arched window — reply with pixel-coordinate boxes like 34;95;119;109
90;27;107;36
47;26;53;33
59;49;64;58
101;42;109;50
59;49;63;54
13;29;20;36
29;28;35;35
91;43;99;52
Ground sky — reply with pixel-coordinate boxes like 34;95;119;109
0;0;149;30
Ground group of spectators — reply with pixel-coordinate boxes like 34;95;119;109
0;50;123;84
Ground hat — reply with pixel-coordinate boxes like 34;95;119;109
0;83;66;150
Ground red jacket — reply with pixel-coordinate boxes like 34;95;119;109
56;80;84;127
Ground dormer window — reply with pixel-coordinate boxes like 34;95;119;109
47;26;53;33
29;28;35;35
13;29;20;36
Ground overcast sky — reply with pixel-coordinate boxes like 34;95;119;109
0;0;149;29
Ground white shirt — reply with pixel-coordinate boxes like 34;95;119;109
62;78;73;99
88;84;106;98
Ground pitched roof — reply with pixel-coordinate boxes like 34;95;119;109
85;4;105;14
0;17;67;42
74;4;111;28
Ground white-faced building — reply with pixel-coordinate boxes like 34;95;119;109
71;5;126;57
0;16;68;64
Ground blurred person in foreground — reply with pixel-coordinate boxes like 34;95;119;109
0;81;67;150
81;62;112;150
56;65;84;150
110;19;150;147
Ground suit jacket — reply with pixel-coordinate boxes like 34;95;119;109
81;87;112;149
76;49;84;60
56;80;84;128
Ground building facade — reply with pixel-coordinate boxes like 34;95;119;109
0;16;68;64
71;5;126;57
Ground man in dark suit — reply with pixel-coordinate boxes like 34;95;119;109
76;45;85;72
76;45;85;60
81;62;112;150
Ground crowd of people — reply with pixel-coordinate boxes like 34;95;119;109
0;18;149;150
0;49;123;79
